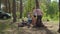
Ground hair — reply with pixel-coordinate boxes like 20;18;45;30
34;15;36;17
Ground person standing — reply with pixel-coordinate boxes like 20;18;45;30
33;7;46;27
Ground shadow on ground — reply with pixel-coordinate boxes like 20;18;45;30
17;27;59;34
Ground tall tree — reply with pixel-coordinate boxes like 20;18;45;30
12;0;17;22
58;23;60;33
35;0;39;8
8;0;11;13
58;0;60;33
4;0;8;12
0;0;1;10
20;0;23;18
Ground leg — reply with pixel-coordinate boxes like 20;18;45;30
36;15;45;27
27;20;32;28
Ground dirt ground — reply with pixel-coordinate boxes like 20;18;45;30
0;20;59;34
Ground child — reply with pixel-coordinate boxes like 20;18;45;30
32;15;37;27
18;19;27;27
18;19;25;27
27;12;32;28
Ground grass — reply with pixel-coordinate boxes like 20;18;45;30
0;17;59;34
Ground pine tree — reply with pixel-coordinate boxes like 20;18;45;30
12;0;17;22
0;0;1;10
20;0;23;18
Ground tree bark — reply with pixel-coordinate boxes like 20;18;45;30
20;0;23;18
4;0;8;12
8;0;11;13
12;0;17;22
58;23;60;33
35;0;39;9
58;0;60;33
0;0;1;10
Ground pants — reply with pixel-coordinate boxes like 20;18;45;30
28;20;32;24
36;15;44;27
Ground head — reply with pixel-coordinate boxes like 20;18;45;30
28;12;33;17
34;15;36;18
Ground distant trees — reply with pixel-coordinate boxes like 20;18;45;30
1;0;11;13
0;0;59;22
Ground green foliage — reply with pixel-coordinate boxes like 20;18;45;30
40;1;59;20
16;0;59;20
2;0;59;20
47;1;59;20
23;0;35;17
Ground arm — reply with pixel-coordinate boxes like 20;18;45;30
33;9;37;16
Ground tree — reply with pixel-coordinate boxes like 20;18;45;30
23;0;35;17
58;0;60;33
58;23;60;33
12;0;17;22
0;0;1;10
4;0;8;12
20;0;23;18
8;0;11;13
35;0;39;8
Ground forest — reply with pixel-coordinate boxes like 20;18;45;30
0;0;59;34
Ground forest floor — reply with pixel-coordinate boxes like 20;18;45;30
0;19;59;34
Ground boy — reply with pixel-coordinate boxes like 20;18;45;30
27;12;32;28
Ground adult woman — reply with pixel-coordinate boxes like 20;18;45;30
33;7;45;27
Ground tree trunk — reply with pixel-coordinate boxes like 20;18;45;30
58;0;60;33
35;0;39;9
4;0;8;12
12;0;17;22
8;0;11;13
0;0;1;10
20;0;23;18
58;23;60;33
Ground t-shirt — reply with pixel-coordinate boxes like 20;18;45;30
28;17;32;20
33;9;43;16
28;14;32;20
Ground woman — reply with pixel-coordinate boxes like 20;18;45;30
33;7;45;27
